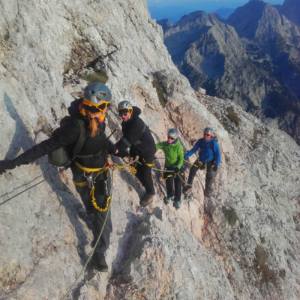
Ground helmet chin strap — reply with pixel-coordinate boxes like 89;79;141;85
95;111;105;122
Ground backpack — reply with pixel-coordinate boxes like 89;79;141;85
199;136;218;152
48;116;86;167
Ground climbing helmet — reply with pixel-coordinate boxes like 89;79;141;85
168;128;178;140
118;100;133;116
83;82;112;112
203;127;213;137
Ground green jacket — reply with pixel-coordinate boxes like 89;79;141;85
156;139;184;168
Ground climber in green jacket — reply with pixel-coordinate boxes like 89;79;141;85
156;129;184;209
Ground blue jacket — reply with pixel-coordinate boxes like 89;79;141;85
184;137;221;166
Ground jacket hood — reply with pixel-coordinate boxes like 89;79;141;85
132;106;141;118
68;99;88;121
168;139;180;146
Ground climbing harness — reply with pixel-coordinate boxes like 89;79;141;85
61;165;115;300
73;161;110;212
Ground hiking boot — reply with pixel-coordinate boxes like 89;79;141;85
140;194;154;207
92;252;108;272
164;197;171;204
173;201;180;209
183;186;192;194
204;189;212;198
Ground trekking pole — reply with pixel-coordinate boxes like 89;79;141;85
107;129;116;140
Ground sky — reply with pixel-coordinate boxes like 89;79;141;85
147;0;285;23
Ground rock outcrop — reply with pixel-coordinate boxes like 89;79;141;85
0;0;300;299
156;19;173;31
280;0;300;26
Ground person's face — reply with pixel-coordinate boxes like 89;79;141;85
167;136;176;144
119;111;131;122
203;133;212;141
94;106;107;118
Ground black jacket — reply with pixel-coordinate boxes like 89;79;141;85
115;107;156;159
13;99;112;169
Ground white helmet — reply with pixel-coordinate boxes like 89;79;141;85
168;128;178;139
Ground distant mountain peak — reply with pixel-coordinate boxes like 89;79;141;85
157;19;173;31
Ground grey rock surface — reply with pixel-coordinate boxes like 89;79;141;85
0;0;300;299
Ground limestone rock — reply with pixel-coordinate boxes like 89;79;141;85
0;0;300;299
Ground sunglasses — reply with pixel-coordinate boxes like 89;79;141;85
83;99;111;112
119;111;129;117
168;136;176;140
204;134;212;137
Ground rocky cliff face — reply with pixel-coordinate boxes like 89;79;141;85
280;0;300;26
1;1;300;300
161;1;300;145
228;0;300;100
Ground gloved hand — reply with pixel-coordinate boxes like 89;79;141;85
107;144;118;155
213;164;218;172
174;167;179;174
0;160;16;175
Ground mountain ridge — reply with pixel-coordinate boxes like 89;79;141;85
161;0;300;144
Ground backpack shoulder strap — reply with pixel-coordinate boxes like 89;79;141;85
199;138;204;149
72;118;86;155
210;140;214;152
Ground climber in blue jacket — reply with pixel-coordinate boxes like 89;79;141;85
183;127;221;197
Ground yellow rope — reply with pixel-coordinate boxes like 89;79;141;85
129;165;137;175
108;156;140;175
184;159;201;168
90;190;111;212
113;164;126;171
73;181;88;187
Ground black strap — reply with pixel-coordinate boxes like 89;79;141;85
75;149;102;158
72;119;86;155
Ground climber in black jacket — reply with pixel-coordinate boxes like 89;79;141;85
0;82;116;272
113;100;156;207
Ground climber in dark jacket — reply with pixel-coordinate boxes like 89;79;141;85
113;100;156;207
0;82;116;272
183;127;221;197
